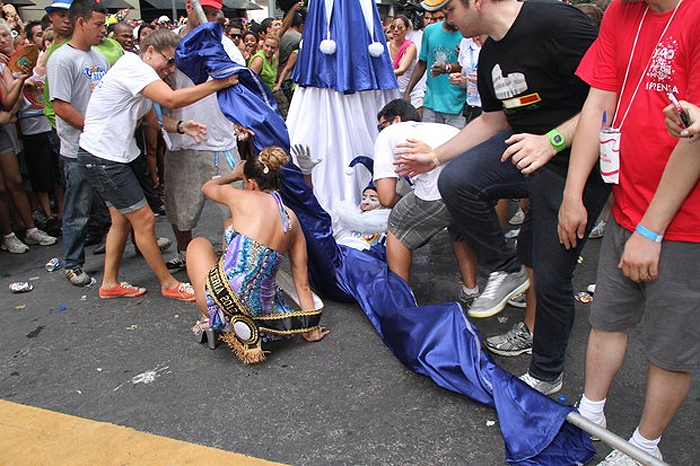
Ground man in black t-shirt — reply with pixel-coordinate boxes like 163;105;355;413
394;0;609;395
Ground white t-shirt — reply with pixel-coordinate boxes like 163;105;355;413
79;52;159;163
167;34;243;152
373;121;459;201
457;37;481;108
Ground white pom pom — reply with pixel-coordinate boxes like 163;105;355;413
298;38;303;51
320;39;337;55
368;42;384;57
345;166;354;175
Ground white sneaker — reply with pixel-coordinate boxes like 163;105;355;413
597;448;662;466
25;228;57;246
519;371;563;395
509;208;525;226
1;232;29;253
468;266;530;318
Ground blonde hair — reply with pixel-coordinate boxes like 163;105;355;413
140;28;179;53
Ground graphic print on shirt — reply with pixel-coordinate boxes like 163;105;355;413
83;64;107;91
433;45;456;66
491;63;542;110
645;36;680;95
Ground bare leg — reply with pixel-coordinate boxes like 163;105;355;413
100;206;131;289
495;198;509;230
171;224;192;252
127;205;179;289
452;239;477;289
637;363;691;440
0;152;37;230
584;327;629;401
0;175;12;235
386;231;412;283
54;182;64;220
185;237;218;318
37;192;52;218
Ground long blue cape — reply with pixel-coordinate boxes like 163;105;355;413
175;22;595;465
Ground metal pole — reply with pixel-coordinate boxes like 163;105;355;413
268;0;276;17
171;0;177;26
566;412;669;466
190;0;208;24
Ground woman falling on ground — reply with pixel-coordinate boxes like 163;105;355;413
187;147;329;364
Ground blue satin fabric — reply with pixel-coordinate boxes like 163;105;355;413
175;22;290;152
292;0;398;93
176;29;595;465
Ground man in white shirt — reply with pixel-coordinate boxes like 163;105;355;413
373;99;478;304
164;0;245;272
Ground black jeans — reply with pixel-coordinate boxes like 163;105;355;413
438;130;610;381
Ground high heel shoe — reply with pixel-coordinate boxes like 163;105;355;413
192;317;218;350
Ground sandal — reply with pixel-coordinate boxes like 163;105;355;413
192;317;217;350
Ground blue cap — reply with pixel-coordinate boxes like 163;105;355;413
45;0;72;14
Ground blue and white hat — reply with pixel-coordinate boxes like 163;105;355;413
45;0;72;14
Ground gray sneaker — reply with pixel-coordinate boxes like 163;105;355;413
458;287;480;308
65;266;92;287
166;251;186;272
519;372;563;395
1;232;29;253
509;208;525;226
507;292;527;308
588;220;607;239
468;266;530;318
485;322;532;356
25;228;57;246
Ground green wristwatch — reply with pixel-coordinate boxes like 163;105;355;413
546;129;566;153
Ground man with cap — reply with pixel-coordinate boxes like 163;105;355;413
401;0;465;129
163;0;245;273
373;99;478;303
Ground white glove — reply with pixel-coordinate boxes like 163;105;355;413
291;144;322;175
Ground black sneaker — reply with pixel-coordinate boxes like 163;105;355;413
166;251;186;272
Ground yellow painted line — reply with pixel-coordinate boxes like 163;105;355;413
0;400;286;466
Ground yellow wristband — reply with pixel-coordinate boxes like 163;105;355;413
429;151;441;167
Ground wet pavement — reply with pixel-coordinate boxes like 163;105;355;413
1;200;698;465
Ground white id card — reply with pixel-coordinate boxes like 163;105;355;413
160;128;173;151
599;127;621;184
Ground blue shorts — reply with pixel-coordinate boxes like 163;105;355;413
78;149;146;215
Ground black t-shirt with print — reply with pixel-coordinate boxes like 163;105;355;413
478;1;597;175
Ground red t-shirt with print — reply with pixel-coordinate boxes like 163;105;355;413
576;0;700;242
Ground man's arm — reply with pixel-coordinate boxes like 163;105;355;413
402;60;427;100
375;177;399;208
558;87;617;249
619;138;700;282
394;110;508;178
52;99;85;130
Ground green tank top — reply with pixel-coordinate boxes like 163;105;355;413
248;50;277;91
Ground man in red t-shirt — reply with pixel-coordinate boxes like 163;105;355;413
558;0;700;463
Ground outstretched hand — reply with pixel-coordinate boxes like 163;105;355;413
182;120;207;142
301;325;330;342
291;144;322;175
393;139;436;178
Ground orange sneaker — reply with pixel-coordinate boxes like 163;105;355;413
99;282;147;299
162;282;196;302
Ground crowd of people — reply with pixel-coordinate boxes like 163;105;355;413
1;0;698;464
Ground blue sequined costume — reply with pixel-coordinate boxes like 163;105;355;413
205;192;293;333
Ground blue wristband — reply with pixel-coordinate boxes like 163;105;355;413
635;224;663;243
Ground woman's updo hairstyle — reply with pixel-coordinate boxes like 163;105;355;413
244;146;289;191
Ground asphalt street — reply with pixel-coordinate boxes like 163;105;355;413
1;200;698;465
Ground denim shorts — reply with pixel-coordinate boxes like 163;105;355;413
78;149;146;214
0;126;15;155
